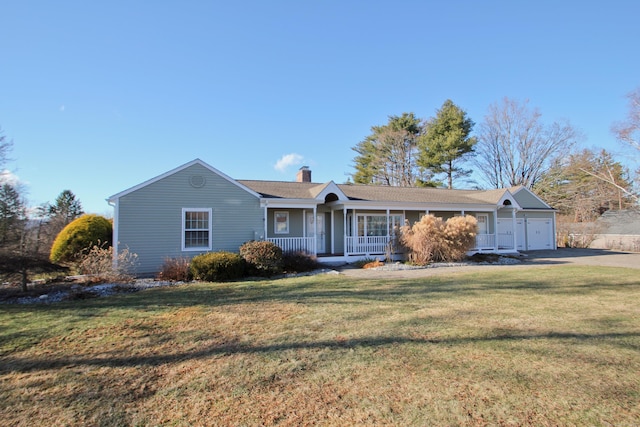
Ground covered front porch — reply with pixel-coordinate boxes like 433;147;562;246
264;205;519;262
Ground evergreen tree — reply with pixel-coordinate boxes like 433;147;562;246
417;100;477;189
351;113;428;186
49;189;84;226
0;183;26;246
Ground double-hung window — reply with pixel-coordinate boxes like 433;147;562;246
182;208;212;251
274;211;289;234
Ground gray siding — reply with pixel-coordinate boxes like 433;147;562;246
266;209;305;237
405;211;422;226
514;189;550;209
516;211;554;220
332;210;345;254
117;163;263;274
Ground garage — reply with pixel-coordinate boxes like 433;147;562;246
516;218;555;250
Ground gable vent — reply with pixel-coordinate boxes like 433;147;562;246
190;175;206;188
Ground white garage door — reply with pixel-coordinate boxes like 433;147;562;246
516;219;525;250
526;218;554;250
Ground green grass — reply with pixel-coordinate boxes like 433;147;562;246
1;265;639;426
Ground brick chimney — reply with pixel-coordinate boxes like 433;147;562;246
296;166;311;183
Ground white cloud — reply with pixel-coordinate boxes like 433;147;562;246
274;153;304;173
0;170;21;186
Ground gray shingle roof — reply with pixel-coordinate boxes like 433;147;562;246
596;209;640;234
238;179;515;205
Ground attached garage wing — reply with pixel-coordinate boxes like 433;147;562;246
516;217;555;250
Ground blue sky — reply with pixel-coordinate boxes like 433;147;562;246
2;0;639;215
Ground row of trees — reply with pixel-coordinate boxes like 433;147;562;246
351;93;640;222
351;100;476;189
0;130;85;288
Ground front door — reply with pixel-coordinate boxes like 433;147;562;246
307;213;326;254
475;214;490;248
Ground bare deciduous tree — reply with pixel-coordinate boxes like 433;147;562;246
474;97;579;189
535;149;635;222
612;87;640;153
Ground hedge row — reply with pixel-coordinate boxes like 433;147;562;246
159;241;320;282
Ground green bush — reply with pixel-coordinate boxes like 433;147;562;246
282;251;320;273
49;214;112;264
239;240;283;276
189;251;244;282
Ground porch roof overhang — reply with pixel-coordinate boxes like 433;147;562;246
260;198;320;209
328;199;501;212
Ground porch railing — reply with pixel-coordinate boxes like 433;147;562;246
267;237;315;254
474;233;496;250
497;233;515;249
345;236;391;255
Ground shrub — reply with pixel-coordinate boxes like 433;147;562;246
190;251;244;282
399;214;477;264
282;251;320;273
239;240;283;276
157;257;192;281
50;214;112;264
77;243;138;283
555;216;602;248
363;259;384;269
351;257;378;269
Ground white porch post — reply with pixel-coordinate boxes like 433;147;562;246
313;205;317;256
263;203;268;241
386;209;390;238
330;208;335;254
494;209;499;251
353;209;357;255
343;208;347;256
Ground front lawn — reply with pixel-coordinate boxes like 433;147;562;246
1;265;639;426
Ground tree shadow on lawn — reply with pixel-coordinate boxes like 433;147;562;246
4;266;638;314
2;330;639;374
32;267;640;314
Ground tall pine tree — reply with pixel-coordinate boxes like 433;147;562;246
417;100;477;189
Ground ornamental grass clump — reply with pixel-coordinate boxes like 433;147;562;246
78;243;138;283
399;214;477;265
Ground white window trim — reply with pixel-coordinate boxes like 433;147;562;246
355;213;404;237
274;211;289;234
182;208;212;251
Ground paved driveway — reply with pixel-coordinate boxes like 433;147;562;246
520;248;640;269
337;248;640;279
